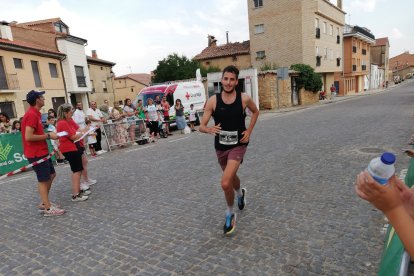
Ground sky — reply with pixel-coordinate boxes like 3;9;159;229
0;0;412;76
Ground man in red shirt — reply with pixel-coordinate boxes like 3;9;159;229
161;96;172;136
21;90;65;217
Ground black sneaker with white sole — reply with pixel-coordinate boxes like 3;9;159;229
237;188;246;210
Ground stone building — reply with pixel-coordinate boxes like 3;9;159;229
194;35;251;70
87;50;116;107
113;73;151;104
247;0;345;92
389;51;414;81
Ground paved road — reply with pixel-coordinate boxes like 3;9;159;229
1;80;414;275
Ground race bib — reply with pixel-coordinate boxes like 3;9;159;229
219;130;238;145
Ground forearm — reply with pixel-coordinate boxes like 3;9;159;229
247;110;259;133
386;206;414;258
26;133;48;142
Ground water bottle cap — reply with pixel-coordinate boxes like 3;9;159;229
381;152;396;165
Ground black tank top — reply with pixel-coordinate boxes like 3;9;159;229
212;91;247;151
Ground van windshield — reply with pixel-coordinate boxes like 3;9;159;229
142;93;164;106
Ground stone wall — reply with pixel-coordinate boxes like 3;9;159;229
257;71;293;110
299;88;319;105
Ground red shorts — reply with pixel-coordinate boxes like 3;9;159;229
216;145;248;170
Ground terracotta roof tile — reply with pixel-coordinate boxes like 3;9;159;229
194;40;250;60
0;38;64;56
115;73;151;86
86;56;116;66
374;37;389;46
16;18;62;26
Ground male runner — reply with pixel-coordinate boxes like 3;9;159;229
199;65;259;234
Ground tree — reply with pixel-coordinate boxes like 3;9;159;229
152;53;221;83
290;64;323;93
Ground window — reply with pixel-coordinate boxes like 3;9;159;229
74;66;86;87
254;24;264;34
323;22;327;34
131;88;134;92
0;102;16;118
13;58;23;69
90;80;95;92
329;25;333;36
31;60;42;88
49;63;58;78
253;0;263;8
100;67;103;70
256;51;265;59
102;81;107;92
315;46;320;56
54;23;68;34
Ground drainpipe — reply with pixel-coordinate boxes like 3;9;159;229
59;55;69;103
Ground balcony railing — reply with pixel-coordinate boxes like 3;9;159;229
0;74;20;90
76;76;87;87
316;28;320;39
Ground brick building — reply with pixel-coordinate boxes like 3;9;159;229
370;37;390;82
341;24;375;95
194;35;251;70
247;0;345;92
389;51;414;81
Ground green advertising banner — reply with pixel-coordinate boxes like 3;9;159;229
0;133;55;175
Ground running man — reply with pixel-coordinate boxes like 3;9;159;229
199;65;259;235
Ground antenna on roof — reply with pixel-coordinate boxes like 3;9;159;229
226;31;229;44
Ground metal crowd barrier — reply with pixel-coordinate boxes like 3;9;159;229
101;118;149;152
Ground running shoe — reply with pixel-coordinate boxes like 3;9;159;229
80;183;90;192
238;188;246;210
71;193;89;202
84;179;97;185
43;206;65;217
223;213;236;235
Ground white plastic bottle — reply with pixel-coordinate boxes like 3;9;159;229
367;152;396;185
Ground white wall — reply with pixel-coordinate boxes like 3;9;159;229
57;39;91;93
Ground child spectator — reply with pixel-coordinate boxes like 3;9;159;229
47;116;67;164
189;104;197;132
85;119;97;157
11;120;21;133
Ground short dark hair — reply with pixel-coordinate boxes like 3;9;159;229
222;65;239;79
47;115;55;120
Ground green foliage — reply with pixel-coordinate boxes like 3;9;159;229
290;64;323;93
200;66;221;76
260;62;279;71
152;53;200;83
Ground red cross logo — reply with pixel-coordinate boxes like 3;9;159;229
185;92;190;100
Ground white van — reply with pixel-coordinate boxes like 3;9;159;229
134;71;206;123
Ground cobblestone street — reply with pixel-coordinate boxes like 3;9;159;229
1;81;414;275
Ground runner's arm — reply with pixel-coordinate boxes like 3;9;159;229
240;95;259;143
199;96;221;136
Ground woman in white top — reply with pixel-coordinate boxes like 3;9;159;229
145;98;161;141
123;98;137;143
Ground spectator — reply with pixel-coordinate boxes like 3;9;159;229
111;101;128;147
154;95;162;107
11;120;21;133
46;116;67;164
73;102;86;129
104;99;113;113
355;171;414;259
48;109;57;118
85;119;97;157
161;96;172;135
87;101;106;155
136;99;146;120
123;98;138;143
56;103;90;202
330;84;337;98
189;104;197;132
100;104;111;121
0;112;11;134
145;98;161;141
174;99;186;133
21;90;64;216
